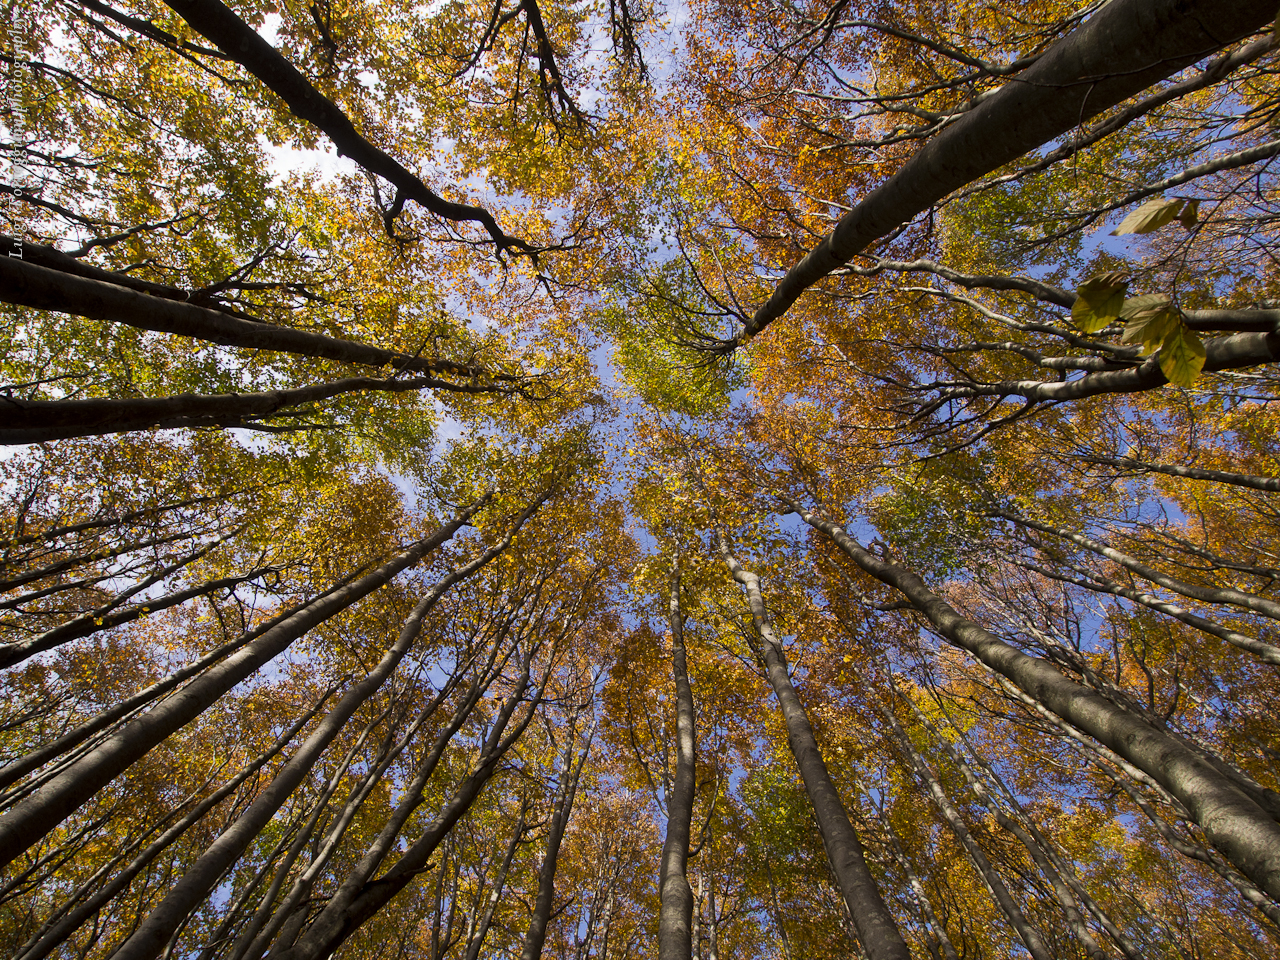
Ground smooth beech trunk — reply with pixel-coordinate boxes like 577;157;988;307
0;256;495;382
879;705;1055;960
109;530;516;960
0;498;487;868
658;559;697;960
786;498;1280;904
276;658;544;960
736;0;1276;346
11;691;335;960
0;373;455;443
519;712;595;960
713;526;912;960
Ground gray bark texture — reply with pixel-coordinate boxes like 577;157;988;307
0;374;463;444
735;0;1277;347
0;257;503;384
658;559;697;960
108;524;520;960
878;705;1055;960
148;0;531;254
786;497;1280;905
276;656;544;960
0;498;486;868
714;527;912;960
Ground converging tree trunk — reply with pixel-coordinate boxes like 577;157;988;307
785;497;1280;905
713;524;912;960
658;558;697;960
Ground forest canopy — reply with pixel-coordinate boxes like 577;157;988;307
4;0;1280;958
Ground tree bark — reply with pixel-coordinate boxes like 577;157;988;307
713;525;911;960
0;256;504;384
734;0;1277;348
877;704;1056;960
786;497;1280;905
108;526;518;960
658;558;697;960
0;373;466;444
0;496;488;868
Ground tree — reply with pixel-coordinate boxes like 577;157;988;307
4;0;1280;956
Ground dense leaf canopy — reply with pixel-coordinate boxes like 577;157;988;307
3;0;1280;958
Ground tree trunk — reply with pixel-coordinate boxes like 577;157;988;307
0;254;499;384
786;497;1280;905
735;0;1276;347
877;704;1056;960
0;497;487;868
713;525;912;960
659;558;698;960
0;373;462;443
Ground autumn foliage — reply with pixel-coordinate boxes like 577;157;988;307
3;0;1280;957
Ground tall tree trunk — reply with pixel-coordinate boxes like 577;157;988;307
0;495;488;868
0;249;507;383
659;558;698;960
519;709;597;960
276;643;548;960
733;0;1276;347
107;525;523;960
713;525;911;960
10;691;335;960
0;374;474;443
786;497;1280;905
877;704;1055;960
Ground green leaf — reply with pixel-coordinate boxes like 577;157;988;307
1120;295;1179;355
1072;271;1129;332
1158;324;1206;387
1112;198;1184;235
1177;199;1200;229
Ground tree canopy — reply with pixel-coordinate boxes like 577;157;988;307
4;0;1280;958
